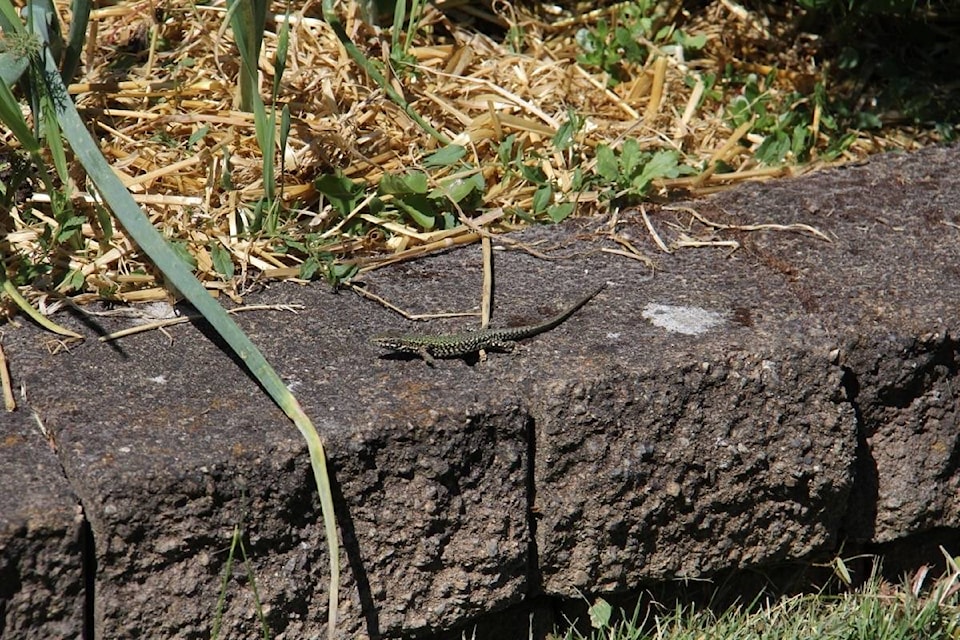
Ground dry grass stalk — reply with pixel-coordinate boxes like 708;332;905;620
4;0;943;305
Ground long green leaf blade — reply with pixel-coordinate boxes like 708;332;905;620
26;2;340;636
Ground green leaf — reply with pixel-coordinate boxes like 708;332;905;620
225;0;266;112
588;598;613;630
211;243;235;280
393;195;437;230
791;125;809;160
0;49;30;86
595;145;620;182
833;556;852;586
620;138;643;178
327;261;358;283
432;172;484;203
0;61;41;157
63;268;85;292
299;255;321;280
631;149;680;193
55;214;85;243
379;171;428;195
187;125;210;148
855;111;882;130
518;163;547;185
321;0;449;145
1;275;81;338
674;29;706;51
220;147;234;190
532;184;552;214
655;24;673;42
0;0;25;34
273;12;290;100
755;130;790;165
552;110;581;150
497;134;517;166
511;206;536;224
315;173;364;217
547;202;574;223
169;240;199;270
569;167;585;191
575;28;601;60
423;144;466;168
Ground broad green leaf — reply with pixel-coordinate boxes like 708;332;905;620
299;256;321;280
634;149;680;190
55;215;86;243
211;243;235;280
532;184;552;214
547;202;575;223
0;50;29;85
64;268;85;292
595;144;619;181
620;138;642;178
432;172;483;203
518;162;547;185
169;240;199;270
328;262;357;283
422;144;466;168
588;598;613;629
315;173;364;217
394;194;437;229
791;125;809;160
755;130;789;165
379;171;428;195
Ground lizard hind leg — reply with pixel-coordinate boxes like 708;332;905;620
418;347;437;366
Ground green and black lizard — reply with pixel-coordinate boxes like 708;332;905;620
370;283;606;365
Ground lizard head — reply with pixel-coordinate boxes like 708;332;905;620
369;332;412;350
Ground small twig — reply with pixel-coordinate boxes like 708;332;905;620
0;342;15;412
600;247;656;267
665;205;832;242
347;282;477;321
356;231;483;273
639;204;671;253
98;304;305;341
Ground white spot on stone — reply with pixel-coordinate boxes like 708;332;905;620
642;303;726;335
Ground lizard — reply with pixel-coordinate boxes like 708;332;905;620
370;283;607;366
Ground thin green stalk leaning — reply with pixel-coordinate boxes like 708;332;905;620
321;0;450;146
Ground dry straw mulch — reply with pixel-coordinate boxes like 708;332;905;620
5;0;941;305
